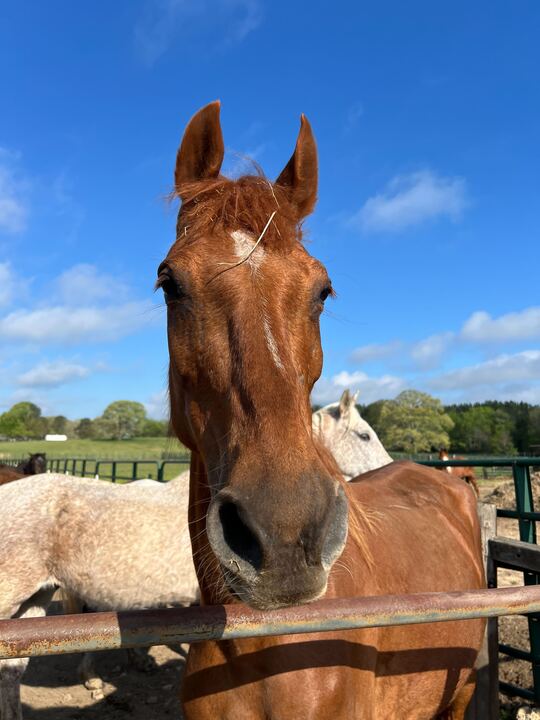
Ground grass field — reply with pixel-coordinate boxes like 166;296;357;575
0;436;190;481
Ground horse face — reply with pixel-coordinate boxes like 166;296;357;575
313;392;392;479
161;102;348;609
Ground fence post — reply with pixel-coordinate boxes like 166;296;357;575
466;502;498;720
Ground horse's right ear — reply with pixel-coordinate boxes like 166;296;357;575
175;101;224;196
339;389;352;416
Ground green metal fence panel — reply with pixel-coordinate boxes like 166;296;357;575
423;457;540;702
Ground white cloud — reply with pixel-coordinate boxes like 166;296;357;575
0;262;15;307
17;360;93;388
313;370;406;406
349;340;403;364
0;301;158;345
410;332;454;370
145;388;169;419
135;0;262;65
353;170;468;233
350;333;453;371
461;307;540;343
0;149;28;234
56;264;128;305
428;350;540;391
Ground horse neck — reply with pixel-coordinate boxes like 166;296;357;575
188;452;229;605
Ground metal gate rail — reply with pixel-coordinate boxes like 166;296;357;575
1;586;540;660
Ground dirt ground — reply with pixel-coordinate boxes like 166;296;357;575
21;629;187;720
16;474;540;719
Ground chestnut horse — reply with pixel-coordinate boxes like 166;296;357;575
162;102;485;719
439;449;479;497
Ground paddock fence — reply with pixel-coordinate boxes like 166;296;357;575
2;454;540;716
1;456;190;482
422;457;540;706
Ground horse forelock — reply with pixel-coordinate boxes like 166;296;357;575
173;174;303;250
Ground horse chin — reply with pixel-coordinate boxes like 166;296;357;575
221;566;329;610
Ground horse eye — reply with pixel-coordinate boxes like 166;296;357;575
359;432;370;441
319;286;332;303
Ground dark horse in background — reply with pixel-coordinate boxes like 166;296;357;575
0;453;47;485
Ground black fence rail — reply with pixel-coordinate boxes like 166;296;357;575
3;456;190;482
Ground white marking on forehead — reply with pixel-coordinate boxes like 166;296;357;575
263;313;284;371
230;229;283;371
231;230;265;271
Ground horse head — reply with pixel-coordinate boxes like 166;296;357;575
161;102;348;609
313;389;392;479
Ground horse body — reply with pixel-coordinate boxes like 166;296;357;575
0;471;200;719
0;473;198;614
183;462;484;720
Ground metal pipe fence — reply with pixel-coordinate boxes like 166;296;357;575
2;586;540;661
3;453;540;704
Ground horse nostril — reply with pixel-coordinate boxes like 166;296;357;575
218;501;264;572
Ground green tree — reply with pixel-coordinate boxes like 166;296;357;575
528;407;540;452
140;418;169;437
448;405;515;454
377;390;454;453
0;402;45;438
75;418;94;439
50;415;68;434
95;401;147;440
361;400;386;434
0;412;27;438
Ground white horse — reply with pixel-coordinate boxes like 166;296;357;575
0;474;198;719
313;389;392;479
0;392;391;718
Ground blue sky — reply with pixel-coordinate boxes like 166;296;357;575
1;0;539;419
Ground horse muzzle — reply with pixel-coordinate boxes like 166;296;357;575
206;482;348;609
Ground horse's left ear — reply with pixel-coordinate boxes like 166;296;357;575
275;114;318;219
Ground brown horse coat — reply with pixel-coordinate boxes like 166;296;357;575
183;460;484;719
0;466;25;486
158;102;485;720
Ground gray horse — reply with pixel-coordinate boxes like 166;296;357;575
313;389;392;479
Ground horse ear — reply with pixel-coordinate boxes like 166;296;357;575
351;391;359;406
275;114;318;219
339;389;351;416
175;101;224;196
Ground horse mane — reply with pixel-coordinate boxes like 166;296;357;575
174;174;303;250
